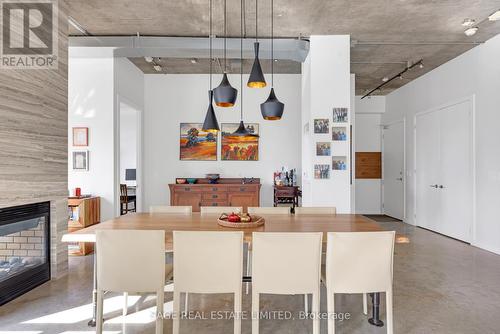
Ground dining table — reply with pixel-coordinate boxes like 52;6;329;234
62;212;392;329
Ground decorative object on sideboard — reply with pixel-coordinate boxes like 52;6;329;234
313;119;329;133
72;127;88;146
72;150;89;170
274;167;297;186
205;173;220;184
176;178;187;184
247;0;266;88
260;0;285;120
186;178;197;184
221;123;259;161
213;0;237;107
180;123;217;161
332;107;348;123
202;0;220;133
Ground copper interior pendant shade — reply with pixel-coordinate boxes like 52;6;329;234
260;0;284;120
247;0;266;88
213;0;237;107
202;0;220;133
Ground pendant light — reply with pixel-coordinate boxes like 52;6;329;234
247;0;266;88
202;0;220;133
260;0;284;120
213;0;238;107
228;0;259;138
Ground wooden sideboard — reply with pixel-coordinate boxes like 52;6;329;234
68;196;100;256
169;178;261;212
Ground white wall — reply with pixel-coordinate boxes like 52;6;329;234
120;102;138;185
383;34;500;254
301;35;352;212
143;74;302;209
68;57;115;220
68;57;144;220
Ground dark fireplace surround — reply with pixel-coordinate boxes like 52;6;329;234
0;202;51;305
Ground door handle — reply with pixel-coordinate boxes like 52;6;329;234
396;178;403;181
429;184;438;188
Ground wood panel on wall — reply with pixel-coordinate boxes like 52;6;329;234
355;152;382;179
0;1;69;278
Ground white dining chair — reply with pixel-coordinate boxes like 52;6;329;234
150;205;192;214
247;207;291;215
200;206;242;215
324;231;395;334
95;230;166;334
252;232;323;334
294;206;337;215
173;231;244;334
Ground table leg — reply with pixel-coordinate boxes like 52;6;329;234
88;247;97;327
368;292;384;327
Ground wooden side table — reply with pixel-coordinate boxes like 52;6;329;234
68;196;100;256
273;185;301;212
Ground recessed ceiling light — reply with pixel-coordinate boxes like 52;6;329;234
462;18;475;27
153;65;162;72
464;27;479;36
274;59;278;62
488;9;500;21
144;56;153;63
190;58;198;64
419;63;424;69
382;77;389;82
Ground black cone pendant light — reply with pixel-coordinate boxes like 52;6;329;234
260;0;284;120
247;0;266;88
228;0;259;139
213;0;237;107
202;0;220;133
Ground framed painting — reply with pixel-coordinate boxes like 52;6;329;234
314;164;330;179
179;123;217;161
73;127;88;146
221;123;259;161
72;150;89;171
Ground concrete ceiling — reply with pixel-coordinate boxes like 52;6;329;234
66;0;500;95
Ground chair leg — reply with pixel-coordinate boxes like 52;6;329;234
156;290;164;334
184;292;189;314
252;291;259;334
246;247;251;295
386;290;394;334
363;293;368;315
96;290;104;334
123;292;128;316
327;289;335;334
312;291;320;334
234;290;242;334
304;294;309;314
173;291;181;334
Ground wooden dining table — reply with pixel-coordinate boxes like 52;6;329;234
62;212;390;329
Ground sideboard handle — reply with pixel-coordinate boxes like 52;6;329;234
184;187;191;191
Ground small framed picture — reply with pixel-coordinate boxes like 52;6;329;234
72;151;89;171
73;127;89;146
316;142;331;156
314;119;329;134
314;164;330;179
332;127;347;141
332;156;347;170
332;108;348;123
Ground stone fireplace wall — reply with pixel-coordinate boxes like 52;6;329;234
0;2;69;278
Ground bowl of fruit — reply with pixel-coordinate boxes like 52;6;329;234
217;212;265;228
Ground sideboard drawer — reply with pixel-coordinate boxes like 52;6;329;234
202;193;228;200
229;185;256;193
176;186;202;192
200;200;230;207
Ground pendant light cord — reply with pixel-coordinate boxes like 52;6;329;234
224;0;227;72
240;0;244;121
209;0;212;89
255;0;258;41
271;0;274;87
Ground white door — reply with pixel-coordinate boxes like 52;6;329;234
438;101;472;241
416;111;441;231
383;121;405;220
415;100;472;242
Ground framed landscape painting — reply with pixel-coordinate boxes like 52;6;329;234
221;123;259;161
179;123;217;161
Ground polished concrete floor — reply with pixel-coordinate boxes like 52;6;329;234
1;221;500;334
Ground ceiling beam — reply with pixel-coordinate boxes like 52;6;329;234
69;36;309;62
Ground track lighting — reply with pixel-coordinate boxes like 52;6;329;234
153;65;162;72
464;27;478;36
462;18;475;27
488;10;500;21
144;56;153;63
382;77;389;82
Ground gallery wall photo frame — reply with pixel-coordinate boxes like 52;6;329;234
313;119;329;134
72;150;89;171
72;127;89;146
332;108;348;123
